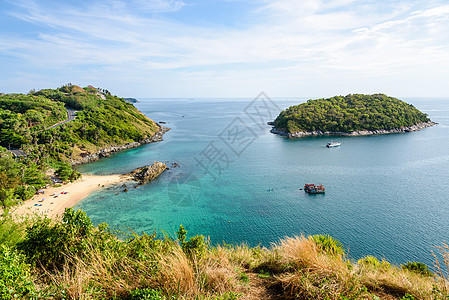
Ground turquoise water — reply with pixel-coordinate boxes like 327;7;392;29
76;97;449;267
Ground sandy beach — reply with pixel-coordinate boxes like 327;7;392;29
14;174;131;218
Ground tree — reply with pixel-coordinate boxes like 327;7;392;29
24;109;44;127
176;225;207;258
23;164;48;189
55;162;80;182
0;172;19;209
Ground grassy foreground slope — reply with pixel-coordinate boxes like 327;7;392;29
1;209;448;299
274;94;430;134
0;84;159;208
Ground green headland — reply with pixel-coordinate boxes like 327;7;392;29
0;84;164;209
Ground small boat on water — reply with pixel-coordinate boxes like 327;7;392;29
326;141;341;148
304;183;326;194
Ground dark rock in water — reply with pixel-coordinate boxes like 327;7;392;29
124;188;128;192
129;161;168;184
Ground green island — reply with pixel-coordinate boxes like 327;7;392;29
1;87;448;299
271;94;435;138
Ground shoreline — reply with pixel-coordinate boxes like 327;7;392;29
14;174;132;218
13;126;169;219
270;121;437;138
71;125;169;165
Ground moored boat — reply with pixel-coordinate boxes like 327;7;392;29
304;183;326;194
326;141;341;148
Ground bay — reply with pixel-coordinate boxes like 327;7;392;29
75;97;449;267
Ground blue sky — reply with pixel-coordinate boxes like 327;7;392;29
1;0;449;98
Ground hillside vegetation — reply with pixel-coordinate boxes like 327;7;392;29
0;209;448;299
0;84;158;160
274;94;430;134
0;84;159;209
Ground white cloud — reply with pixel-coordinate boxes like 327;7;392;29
131;0;186;12
1;0;449;96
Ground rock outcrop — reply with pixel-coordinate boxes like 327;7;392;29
270;121;437;138
71;126;169;165
129;161;168;184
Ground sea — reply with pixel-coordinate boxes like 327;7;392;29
75;96;449;268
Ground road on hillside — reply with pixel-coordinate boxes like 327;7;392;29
5;109;78;157
7;148;26;157
47;108;78;129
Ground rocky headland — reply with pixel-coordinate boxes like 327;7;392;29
71;126;170;165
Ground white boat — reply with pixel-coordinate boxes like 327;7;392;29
326;141;341;148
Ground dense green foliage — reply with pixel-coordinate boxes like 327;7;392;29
55;161;81;182
0;148;49;208
402;261;433;276
129;288;164;300
0;245;35;299
0;84;158;159
0;209;447;299
0;93;66;147
311;234;345;255
177;224;208;258
0;84;159;208
274;94;430;133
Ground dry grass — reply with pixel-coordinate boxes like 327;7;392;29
25;228;449;299
274;235;347;272
47;241;246;299
431;242;449;297
241;235;446;299
46;236;162;299
156;248;196;296
268;235;366;299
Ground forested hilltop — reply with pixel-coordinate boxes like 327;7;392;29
273;94;432;136
0;84;160;208
0;84;159;160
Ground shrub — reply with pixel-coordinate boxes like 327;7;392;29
310;234;345;256
0;215;30;247
14;185;36;201
55;162;80;182
0;245;35;299
358;255;380;268
177;225;208;258
402;262;432;276
18;208;94;269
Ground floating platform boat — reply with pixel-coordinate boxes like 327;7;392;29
304;183;326;194
326;141;341;148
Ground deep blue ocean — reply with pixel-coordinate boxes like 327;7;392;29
76;96;449;267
